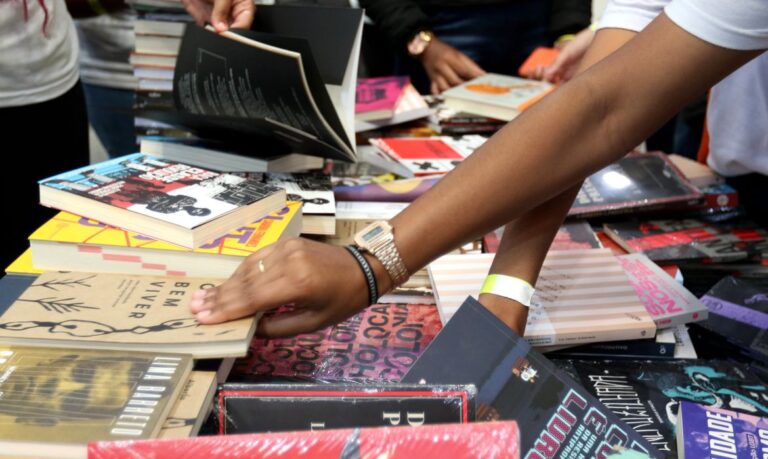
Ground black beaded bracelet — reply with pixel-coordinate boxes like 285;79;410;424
345;245;379;306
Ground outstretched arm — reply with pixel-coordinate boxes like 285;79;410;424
191;13;760;337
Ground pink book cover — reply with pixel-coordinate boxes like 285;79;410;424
355;76;410;115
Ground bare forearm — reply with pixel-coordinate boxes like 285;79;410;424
389;14;758;279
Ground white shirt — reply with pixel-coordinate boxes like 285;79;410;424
0;0;79;107
600;0;768;176
76;11;137;90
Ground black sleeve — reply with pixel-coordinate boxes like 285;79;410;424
550;0;592;42
359;0;431;50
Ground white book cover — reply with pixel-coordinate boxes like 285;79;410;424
428;248;656;347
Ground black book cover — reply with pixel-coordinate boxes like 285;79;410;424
556;359;768;458
402;296;663;458
569;152;702;218
699;276;768;363
546;338;676;360
217;383;476;434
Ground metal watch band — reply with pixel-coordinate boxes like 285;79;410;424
371;239;409;287
345;246;378;305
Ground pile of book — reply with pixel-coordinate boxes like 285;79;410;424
3;5;767;458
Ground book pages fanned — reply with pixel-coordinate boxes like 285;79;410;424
428;248;656;346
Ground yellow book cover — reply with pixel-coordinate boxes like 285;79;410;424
4;248;43;275
28;202;301;277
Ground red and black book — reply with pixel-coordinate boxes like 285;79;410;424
216;383;476;434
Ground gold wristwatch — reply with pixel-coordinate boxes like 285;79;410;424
407;30;434;57
353;220;409;287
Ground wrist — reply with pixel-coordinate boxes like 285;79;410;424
362;252;393;297
479;293;529;335
407;30;435;59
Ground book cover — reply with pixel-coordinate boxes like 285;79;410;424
233;303;442;382
0;271;257;358
4;249;43;275
569;152;703;218
88;420;522;459
556;359;768;458
257;172;334;217
676;401;768;459
617;253;708;329
441;73;552;121
402;296;662;458
543;332;676;360
333;176;440;203
29;204;300;278
355;82;431;132
159;371;217;439
355;76;409;119
518;47;560;77
483;221;600;254
39;153;285;248
429;249;657;346
603;219;768;264
699;276;768;364
0;345;192;443
370;135;485;176
0;274;35;316
217;383;476;434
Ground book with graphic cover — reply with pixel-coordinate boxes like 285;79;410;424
333;176;440;203
141;6;364;162
676;401;768;459
429;249;657;346
699;276;768;364
370;135;485;176
159;371;217;439
402;296;663;458
603;219;768;264
0;345;192;445
29;204;301;278
616;253;708;329
232;303;442;382
216;383;476;434
356;81;431;132
556;359;768;458
255;172;335;235
39;153;285;249
0;271;257;358
355;76;409;120
569;152;702;218
441;73;552;120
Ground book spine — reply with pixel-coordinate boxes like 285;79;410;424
548;340;676;360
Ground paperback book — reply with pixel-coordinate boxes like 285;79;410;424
402;296;663;458
255;172;335;235
0;271;258;358
676;401;768;459
39;153;285;248
355;77;430;132
370;135;485;176
441;73;552;121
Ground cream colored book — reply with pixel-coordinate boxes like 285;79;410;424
428;248;656;347
0;272;257;358
159;371;217;438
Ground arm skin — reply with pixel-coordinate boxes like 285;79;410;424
190;13;761;337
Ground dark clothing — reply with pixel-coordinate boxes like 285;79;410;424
360;0;591;50
0;81;90;269
726;173;768;227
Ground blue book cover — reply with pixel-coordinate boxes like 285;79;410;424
677;401;768;458
402;296;663;458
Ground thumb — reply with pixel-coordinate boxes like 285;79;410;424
211;0;232;32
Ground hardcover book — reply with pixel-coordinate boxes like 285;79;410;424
0;345;192;444
88;420;522;459
556;359;768;458
676;401;768;459
441;73;552;121
216;383;476;434
569;152;702;218
29;205;301;278
0;271;258;358
370;135;485;176
233;303;442;382
699;276;768;364
428;249;657;346
616;253;708;329
39;153;286;249
402;296;663;458
603;219;768;264
141;6;364;162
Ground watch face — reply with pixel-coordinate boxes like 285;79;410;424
362;225;384;242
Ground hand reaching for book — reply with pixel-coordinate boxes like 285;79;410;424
420;37;486;95
542;27;594;83
182;0;255;32
189;238;389;337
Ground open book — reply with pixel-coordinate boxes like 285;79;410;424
140;6;363;162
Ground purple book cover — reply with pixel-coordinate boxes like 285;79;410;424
333;177;440;202
678;401;768;459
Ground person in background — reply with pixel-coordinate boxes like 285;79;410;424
190;0;766;341
359;0;591;94
0;0;253;269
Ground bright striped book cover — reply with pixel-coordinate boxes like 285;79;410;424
428;248;656;346
28;203;301;278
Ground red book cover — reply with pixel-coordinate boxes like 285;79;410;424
88;421;521;459
370;136;484;176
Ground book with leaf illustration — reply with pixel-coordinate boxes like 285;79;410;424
0;272;257;358
140;5;364;162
